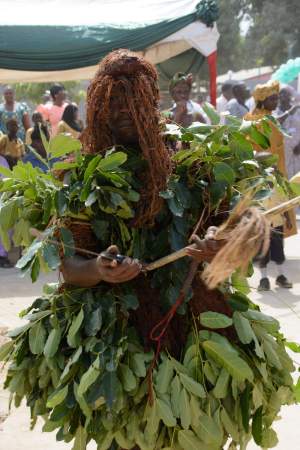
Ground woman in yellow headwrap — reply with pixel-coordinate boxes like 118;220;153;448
245;81;297;290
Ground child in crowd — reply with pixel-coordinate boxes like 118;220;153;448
57;103;82;139
0;118;25;168
23;121;50;173
25;111;45;146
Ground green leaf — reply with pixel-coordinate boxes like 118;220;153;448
16;240;43;269
29;321;47;355
261;428;278;448
0;198;19;230
252;406;263;445
0;340;14;361
48;134;82;158
30;256;40;282
44;327;61;358
156;358;174;394
52;161;78;171
60;227;75;258
242;310;279;333
98;151;127;171
249;125;270;149
0;164;13;177
78;357;100;396
286;341;300;353
180;388;191;429
221;408;239;442
84;307;102;336
72;425;87;450
240;384;251;433
233;312;255;344
178;430;208;450
55;189;68;215
170;375;181;418
179;373;206;398
47;385;68;408
213;368;230;399
119;363;137;392
227;292;249;312
42;243;61;270
122;294;139;311
130;353;147;377
213;162;235;185
202;102;220;125
194;412;223;445
101;371;120;408
157;398;176;427
202;340;253;382
67;309;84;348
200;312;233;329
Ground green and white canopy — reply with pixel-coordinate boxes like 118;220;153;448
0;0;219;83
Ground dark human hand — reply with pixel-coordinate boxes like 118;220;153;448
293;144;300;155
97;245;142;283
175;100;188;116
185;227;225;263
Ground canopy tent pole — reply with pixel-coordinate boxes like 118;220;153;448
207;50;217;106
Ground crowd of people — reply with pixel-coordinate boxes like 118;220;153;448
0;83;83;171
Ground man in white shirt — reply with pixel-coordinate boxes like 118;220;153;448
216;81;234;114
226;82;249;119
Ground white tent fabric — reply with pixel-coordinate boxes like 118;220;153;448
0;21;219;82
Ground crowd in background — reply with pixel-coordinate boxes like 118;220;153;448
0;83;83;172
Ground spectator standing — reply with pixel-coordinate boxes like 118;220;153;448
38;84;68;137
167;73;209;127
276;86;300;178
226;82;249;119
216;81;234;114
0;85;30;141
25;111;47;146
23;122;50;173
57;103;82;139
0;119;25;168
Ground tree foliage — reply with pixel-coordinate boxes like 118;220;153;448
217;0;300;74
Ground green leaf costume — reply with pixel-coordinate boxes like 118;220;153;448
0;50;298;450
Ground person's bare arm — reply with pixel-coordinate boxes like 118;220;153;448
22;112;31;131
61;245;141;287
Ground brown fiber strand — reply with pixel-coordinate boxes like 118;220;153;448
81;49;172;228
202;199;270;289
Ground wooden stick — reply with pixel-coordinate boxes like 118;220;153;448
144;195;300;271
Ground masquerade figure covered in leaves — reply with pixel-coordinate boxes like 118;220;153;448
0;50;298;450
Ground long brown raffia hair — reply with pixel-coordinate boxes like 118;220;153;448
81;49;172;227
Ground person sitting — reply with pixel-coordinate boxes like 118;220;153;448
23;122;50;173
57;103;82;139
226;82;249;119
167;72;209;127
0;118;25;168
